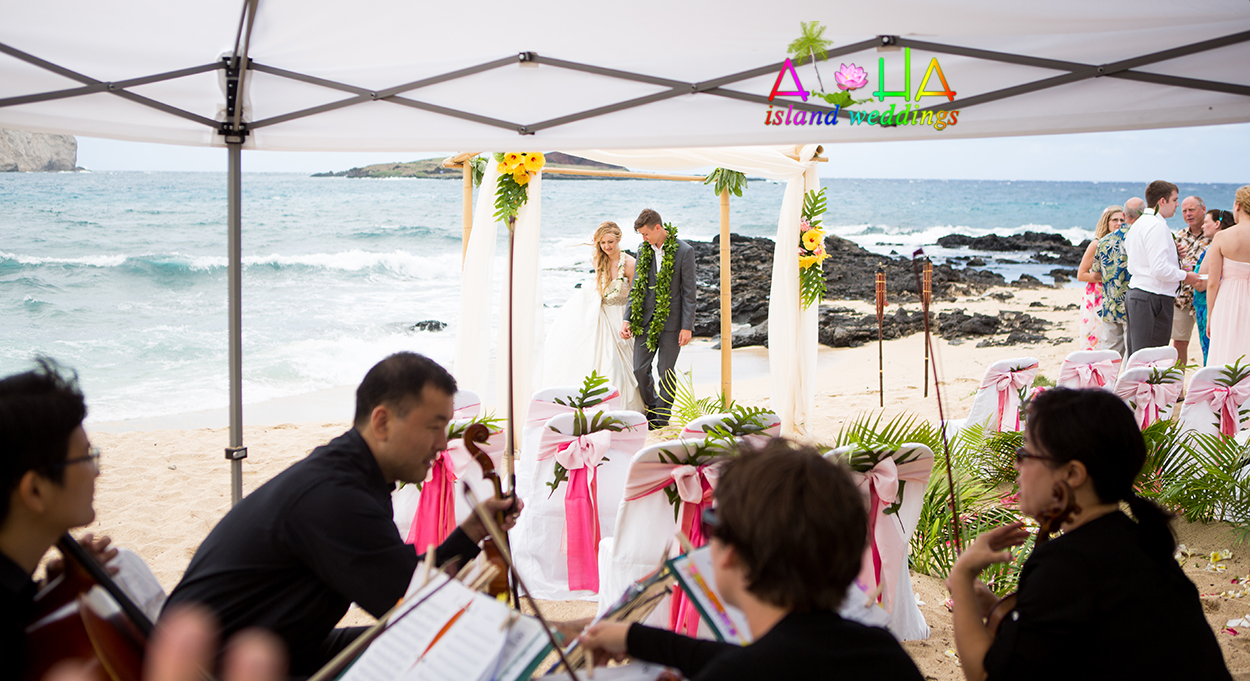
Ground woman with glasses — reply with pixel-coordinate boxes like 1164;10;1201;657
947;388;1229;681
578;439;923;680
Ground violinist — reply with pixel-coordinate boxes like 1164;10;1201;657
579;439;923;681
948;388;1230;680
164;352;522;676
1;358;117;671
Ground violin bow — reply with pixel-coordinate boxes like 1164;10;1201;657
505;215;521;608
911;250;962;552
464;486;584;681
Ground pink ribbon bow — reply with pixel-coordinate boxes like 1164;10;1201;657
1185;378;1250;437
980;363;1037;431
1129;381;1181;429
537;426;644;592
1073;359;1117;389
623;461;720;635
854;455;933;614
525;389;622;428
406;433;503;551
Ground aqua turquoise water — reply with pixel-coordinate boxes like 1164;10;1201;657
1;172;1240;422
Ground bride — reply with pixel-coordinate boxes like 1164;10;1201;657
543;221;645;412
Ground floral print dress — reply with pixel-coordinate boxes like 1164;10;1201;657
1078;280;1106;350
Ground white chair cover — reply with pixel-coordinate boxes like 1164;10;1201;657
453;389;482;419
1056;350;1121;391
516;384;621;501
596;440;711;618
1113;366;1182;429
391;419;505;548
826;444;934;641
679;411;782;445
1178;365;1250;438
961;358;1040;433
1125;346;1178;372
510;409;645;600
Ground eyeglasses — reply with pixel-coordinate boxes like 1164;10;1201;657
1014;447;1053;465
56;446;101;472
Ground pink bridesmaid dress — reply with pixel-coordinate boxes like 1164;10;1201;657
1207;258;1250;367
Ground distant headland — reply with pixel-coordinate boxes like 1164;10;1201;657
311;152;630;179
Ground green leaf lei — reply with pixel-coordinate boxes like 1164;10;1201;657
627;223;679;352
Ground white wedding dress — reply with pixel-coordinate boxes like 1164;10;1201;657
543;260;645;413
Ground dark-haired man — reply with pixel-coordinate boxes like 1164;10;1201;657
580;440;923;680
164;352;520;676
621;208;696;428
1124;181;1200;357
1;359;116;671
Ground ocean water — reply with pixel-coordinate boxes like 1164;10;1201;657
1;171;1240;423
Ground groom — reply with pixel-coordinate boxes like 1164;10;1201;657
621;208;696;428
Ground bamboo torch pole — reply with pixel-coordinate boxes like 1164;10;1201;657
923;258;932;398
719;188;732;403
876;265;886;408
461;157;474;264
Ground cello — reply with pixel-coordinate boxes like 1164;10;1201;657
461;422;514;599
23;534;152;681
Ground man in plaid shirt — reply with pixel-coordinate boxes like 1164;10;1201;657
1172;196;1210;367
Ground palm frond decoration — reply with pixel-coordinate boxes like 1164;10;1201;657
659;369;729;427
786;21;833;92
553;371;613;410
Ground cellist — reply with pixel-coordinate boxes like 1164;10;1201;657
164;352;522;676
1;358;117;669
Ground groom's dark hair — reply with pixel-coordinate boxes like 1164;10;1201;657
634;208;663;231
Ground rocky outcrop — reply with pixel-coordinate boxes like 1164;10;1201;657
0;129;77;172
936;231;1088;267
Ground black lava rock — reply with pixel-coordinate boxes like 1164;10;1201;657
410;319;447;332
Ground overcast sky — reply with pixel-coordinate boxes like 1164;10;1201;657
76;121;1250;184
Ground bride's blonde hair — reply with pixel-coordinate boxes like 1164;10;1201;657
593;221;623;295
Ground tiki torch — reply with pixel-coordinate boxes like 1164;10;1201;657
876;264;886;408
923;258;932;398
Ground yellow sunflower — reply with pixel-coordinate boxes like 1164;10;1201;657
799;254;820;269
523;152;545;173
802;229;824;251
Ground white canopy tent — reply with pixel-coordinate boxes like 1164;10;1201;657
2;0;1248;500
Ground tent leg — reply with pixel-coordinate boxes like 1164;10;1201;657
719;189;731;404
226;141;246;506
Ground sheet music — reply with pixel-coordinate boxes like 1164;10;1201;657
339;575;509;681
543;662;676;681
493;613;552;681
668;547;752;645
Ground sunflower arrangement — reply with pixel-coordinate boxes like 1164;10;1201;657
493;151;546;223
799;188;829;308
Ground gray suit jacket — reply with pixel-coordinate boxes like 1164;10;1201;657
626;239;697;333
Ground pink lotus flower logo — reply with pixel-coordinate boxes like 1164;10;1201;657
834;63;868;91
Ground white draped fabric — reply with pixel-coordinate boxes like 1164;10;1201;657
1056;350;1122;391
1178;365;1250;438
961;358;1040;433
453;163;502;394
496;172;545;444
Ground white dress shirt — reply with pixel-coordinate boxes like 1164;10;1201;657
1125;210;1185;296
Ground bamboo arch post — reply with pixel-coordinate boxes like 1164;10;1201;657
719;188;732;403
442;152;480;264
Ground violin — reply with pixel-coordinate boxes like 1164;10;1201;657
462;423;514;599
24;534;152;681
985;481;1081;634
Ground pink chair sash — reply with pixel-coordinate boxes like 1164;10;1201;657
525;388;622;428
1129;381;1181;429
536;425;645;592
1072;359;1118;389
406;432;504;551
855;457;933;614
624;461;720;635
1185;377;1250;437
980;363;1038;431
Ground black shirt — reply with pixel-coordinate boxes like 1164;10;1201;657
626;610;923;681
164;429;479;673
1;550;36;670
985;511;1230;680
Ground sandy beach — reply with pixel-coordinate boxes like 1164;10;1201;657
77;284;1250;678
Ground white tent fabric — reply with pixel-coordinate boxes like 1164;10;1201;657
2;1;1248;150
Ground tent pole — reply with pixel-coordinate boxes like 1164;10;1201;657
719;188;731;403
227;141;245;506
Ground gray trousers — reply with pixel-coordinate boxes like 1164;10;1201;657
1104;321;1127;360
633;330;680;420
1126;289;1175;359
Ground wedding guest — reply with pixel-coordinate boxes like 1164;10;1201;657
1124;181;1199;357
1092;205;1129;358
1076;206;1122;351
1193;209;1235;364
1172;196;1211;367
947;388;1230;681
1123;197;1145;228
578;439;924;681
1205;186;1250;368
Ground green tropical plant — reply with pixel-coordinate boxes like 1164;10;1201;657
553;371;614;410
786;21;832;92
653;438;738;519
545;410;630;497
703;168;748;198
659;369;730;427
469;156;486;188
951;422;1021;487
